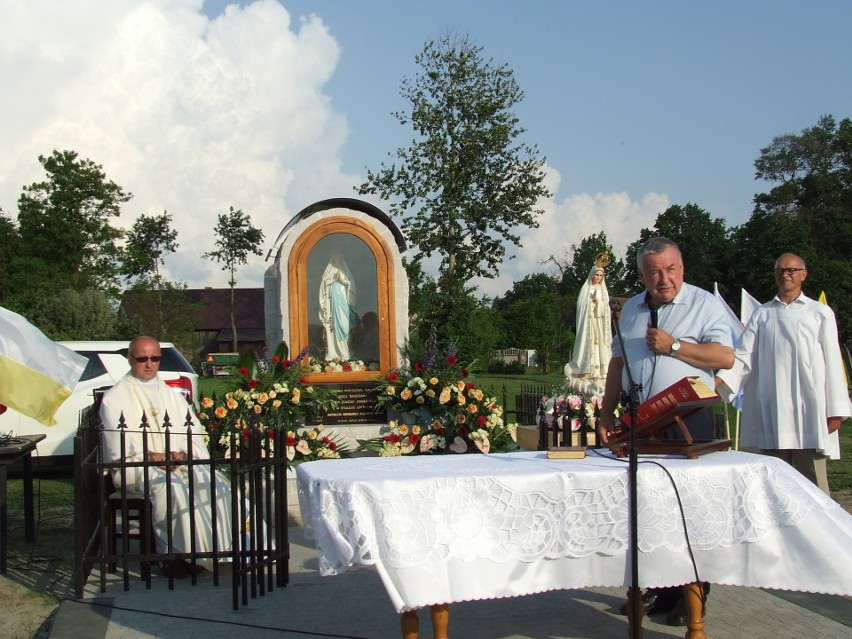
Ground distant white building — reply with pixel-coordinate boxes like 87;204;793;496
495;347;538;368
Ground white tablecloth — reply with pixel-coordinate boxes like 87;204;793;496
297;450;852;612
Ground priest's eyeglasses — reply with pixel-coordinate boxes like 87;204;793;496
773;267;806;275
131;355;162;363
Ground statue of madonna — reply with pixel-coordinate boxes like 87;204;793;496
319;249;356;360
565;264;611;382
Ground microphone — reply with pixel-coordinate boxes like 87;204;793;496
646;294;659;329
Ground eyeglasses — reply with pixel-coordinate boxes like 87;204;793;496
131;355;162;363
774;267;806;275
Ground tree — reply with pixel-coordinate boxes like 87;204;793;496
123;211;178;284
749;114;852;336
26;287;133;341
357;32;550;287
545;232;627;298
121;211;196;342
624;203;731;295
204;206;264;352
493;273;570;372
15;150;130;298
0;208;18;301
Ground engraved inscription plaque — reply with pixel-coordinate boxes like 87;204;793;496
314;382;385;425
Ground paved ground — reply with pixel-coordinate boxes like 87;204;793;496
48;526;852;639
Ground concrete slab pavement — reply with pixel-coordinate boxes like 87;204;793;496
48;526;852;639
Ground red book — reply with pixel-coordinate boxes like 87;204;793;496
618;376;719;434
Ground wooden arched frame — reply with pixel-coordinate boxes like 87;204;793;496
288;217;398;382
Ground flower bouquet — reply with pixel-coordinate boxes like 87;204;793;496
199;342;350;465
361;341;518;456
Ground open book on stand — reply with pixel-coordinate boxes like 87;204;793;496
607;376;731;459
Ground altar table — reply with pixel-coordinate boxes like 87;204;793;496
297;450;852;620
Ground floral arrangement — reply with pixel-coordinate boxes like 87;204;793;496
538;391;615;433
309;357;380;373
198;342;348;465
361;340;518;456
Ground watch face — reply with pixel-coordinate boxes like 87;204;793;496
671;340;680;352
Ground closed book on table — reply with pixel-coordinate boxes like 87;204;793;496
546;446;586;459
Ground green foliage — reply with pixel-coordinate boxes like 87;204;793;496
16;150;129;298
23;287;129;340
552;232;628;298
123;281;199;350
624;203;731;295
748;114;852;335
122;211;178;283
358;31;550;283
0;208;18;301
204;206;264;351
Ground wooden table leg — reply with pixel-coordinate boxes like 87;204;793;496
626;586;644;639
401;609;419;639
683;581;707;639
431;603;449;639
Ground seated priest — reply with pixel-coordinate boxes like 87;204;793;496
99;336;233;578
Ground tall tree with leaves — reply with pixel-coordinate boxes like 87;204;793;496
0;208;18;302
15;149;129;298
747;114;852;336
624;203;731;295
203;206;264;352
357;32;550;345
122;211;196;346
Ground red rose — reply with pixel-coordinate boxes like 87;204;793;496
241;428;250;440
386;433;401;443
465;382;476;390
328;441;338;451
287;435;297;446
446;355;457;366
238;367;249;376
343;363;352;372
247;379;258;390
388;372;399;382
414;362;424;372
477;416;487;427
267;430;276;439
283;359;292;368
272;355;280;363
322;436;330;444
299;376;307;384
434;426;446;436
410;433;420;445
457;426;469;437
461;369;469;378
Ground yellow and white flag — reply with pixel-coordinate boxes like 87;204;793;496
0;305;87;426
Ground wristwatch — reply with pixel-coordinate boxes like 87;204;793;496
670;340;681;356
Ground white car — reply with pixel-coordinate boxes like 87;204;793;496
0;340;199;463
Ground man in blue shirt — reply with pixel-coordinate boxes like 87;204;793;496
597;236;734;625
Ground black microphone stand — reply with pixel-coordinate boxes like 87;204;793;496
609;298;643;639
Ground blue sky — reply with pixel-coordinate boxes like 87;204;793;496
2;1;850;297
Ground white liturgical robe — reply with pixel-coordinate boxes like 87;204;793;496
719;294;851;459
99;374;233;567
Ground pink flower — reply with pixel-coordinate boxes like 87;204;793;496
571;418;582;432
590;395;604;409
567;395;582;410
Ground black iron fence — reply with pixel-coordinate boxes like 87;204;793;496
73;401;289;610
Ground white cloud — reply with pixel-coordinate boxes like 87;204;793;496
473;166;668;298
1;0;670;299
0;0;358;288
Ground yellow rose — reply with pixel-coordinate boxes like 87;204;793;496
201;397;214;409
400;388;413;400
386;386;396;396
429;377;439;386
253;404;263;414
439;387;452;404
467;404;478;414
226;398;238;410
416;395;426;404
426;389;436;398
257;392;269;404
214;407;227;419
455;414;466;424
456;381;465;392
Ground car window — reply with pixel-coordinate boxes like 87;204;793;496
76;351;108;382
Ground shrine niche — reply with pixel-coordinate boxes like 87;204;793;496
264;198;408;387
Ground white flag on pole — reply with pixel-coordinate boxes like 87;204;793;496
0;305;87;426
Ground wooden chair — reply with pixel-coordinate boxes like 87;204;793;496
104;474;153;579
